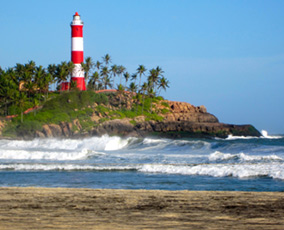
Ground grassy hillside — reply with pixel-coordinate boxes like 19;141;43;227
2;90;168;138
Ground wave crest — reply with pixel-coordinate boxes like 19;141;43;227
208;151;283;163
139;163;284;180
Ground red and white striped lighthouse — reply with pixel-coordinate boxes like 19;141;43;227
70;12;86;90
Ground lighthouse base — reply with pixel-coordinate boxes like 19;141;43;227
71;77;86;91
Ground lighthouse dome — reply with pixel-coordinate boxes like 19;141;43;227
71;12;83;25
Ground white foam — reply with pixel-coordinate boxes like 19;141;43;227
143;138;168;144
208;151;283;162
226;135;257;140
0;149;98;160
139;163;284;180
0;135;130;160
0;163;137;171
261;130;283;139
225;130;283;140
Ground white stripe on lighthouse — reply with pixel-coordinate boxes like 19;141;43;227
71;37;84;51
72;64;84;78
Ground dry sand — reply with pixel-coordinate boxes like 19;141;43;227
0;187;283;229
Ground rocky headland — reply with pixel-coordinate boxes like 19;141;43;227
24;92;261;139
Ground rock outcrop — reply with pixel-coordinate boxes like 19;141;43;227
32;99;261;139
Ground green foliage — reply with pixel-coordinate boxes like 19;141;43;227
2;123;17;137
161;101;169;108
129;120;137;126
120;109;137;119
99;117;109;123
80;119;94;132
16;120;42;136
5;91;109;131
96;105;110;115
145;113;164;122
161;108;170;114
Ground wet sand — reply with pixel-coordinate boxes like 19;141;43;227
0;187;283;229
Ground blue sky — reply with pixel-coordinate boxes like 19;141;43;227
1;0;284;134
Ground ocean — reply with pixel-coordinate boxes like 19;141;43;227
0;130;283;192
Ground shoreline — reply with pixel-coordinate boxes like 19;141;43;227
0;187;283;229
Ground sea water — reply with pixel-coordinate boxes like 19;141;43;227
0;130;283;191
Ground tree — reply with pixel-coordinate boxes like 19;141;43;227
147;86;155;114
16;92;27;123
110;64;118;89
100;67;110;89
55;62;69;88
117;65;126;85
47;64;57;89
131;73;137;86
158;76;170;96
88;71;100;90
102;54;111;66
81;57;93;83
129;82;137;95
141;82;148;114
124;72;130;89
137;65;147;89
117;84;124;110
129;82;137;108
95;61;102;71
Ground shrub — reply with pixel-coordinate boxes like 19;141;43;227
161;101;170;108
16;120;42;136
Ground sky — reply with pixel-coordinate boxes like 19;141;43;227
1;0;284;134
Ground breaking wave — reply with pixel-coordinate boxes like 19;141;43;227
0;135;131;160
208;151;283;163
139;163;284;180
225;130;283;140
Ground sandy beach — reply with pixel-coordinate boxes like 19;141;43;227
0;187;283;229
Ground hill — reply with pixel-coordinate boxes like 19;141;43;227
0;90;261;139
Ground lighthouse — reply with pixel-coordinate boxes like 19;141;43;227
70;12;86;90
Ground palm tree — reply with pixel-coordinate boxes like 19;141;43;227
129;82;137;108
110;64;118;89
0;75;18;115
67;61;75;80
158;76;170;96
88;71;100;90
55;62;69;90
103;76;112;90
102;54;111;66
95;61;102;71
17;92;27;123
148;68;158;93
124;72;130;89
117;84;124;110
47;64;57;89
24;81;34;98
154;66;164;92
147;86;155;114
117;65;126;85
15;63;25;82
131;73;137;86
129;82;137;95
137;65;147;89
26;60;36;75
100;66;110;89
81;57;93;84
141;82;148;114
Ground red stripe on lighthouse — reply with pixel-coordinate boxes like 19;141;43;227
71;77;86;90
71;51;84;64
72;26;83;37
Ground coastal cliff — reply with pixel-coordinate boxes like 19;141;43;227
19;92;260;139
